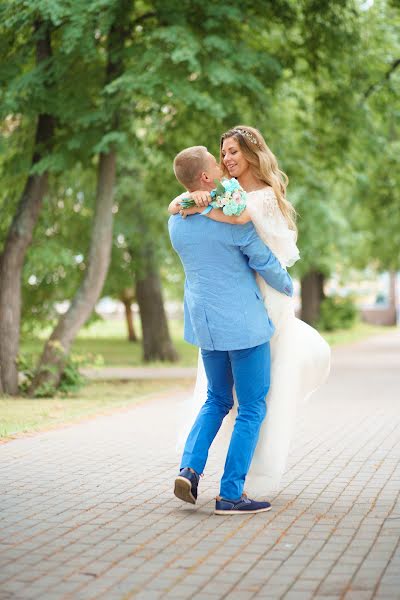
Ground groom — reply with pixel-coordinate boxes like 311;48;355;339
168;146;293;515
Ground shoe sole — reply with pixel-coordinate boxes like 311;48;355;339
174;476;196;505
214;506;272;515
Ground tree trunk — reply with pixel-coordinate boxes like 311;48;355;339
301;269;326;325
135;256;179;363
29;152;116;394
123;300;137;341
120;288;138;342
0;24;53;395
29;1;132;395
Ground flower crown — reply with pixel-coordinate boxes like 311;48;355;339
234;128;260;147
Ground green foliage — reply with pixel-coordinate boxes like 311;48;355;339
1;0;399;344
18;355;86;398
317;295;358;332
21;167;98;331
17;351;102;398
3;0;306;310
344;0;400;271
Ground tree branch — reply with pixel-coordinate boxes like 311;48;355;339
364;58;400;100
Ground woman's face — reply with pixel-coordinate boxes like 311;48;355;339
221;137;250;179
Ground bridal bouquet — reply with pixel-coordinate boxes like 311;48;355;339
179;178;247;216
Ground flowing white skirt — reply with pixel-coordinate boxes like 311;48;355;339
177;275;331;497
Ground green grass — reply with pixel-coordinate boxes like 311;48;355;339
21;318;198;368
6;319;395;442
320;322;395;348
20;318;395;370
0;379;193;440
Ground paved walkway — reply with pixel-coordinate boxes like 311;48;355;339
1;331;400;600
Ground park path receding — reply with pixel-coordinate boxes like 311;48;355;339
0;330;399;600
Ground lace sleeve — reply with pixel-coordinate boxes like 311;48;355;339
246;188;300;268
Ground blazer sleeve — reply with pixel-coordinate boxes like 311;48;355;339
232;222;293;297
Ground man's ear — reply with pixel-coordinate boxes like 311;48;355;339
200;171;210;183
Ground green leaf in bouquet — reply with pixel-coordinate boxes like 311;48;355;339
179;198;196;208
214;179;226;196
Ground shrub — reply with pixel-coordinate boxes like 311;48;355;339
317;295;358;331
17;352;102;397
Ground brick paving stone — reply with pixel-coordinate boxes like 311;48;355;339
0;330;399;600
344;592;375;600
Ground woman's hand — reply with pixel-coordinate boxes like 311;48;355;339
168;197;183;215
168;190;210;215
189;190;212;207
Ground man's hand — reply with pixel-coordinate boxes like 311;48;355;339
189;190;211;207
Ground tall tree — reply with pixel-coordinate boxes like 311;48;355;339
340;0;400;324
29;0;132;394
0;20;55;394
0;0;115;394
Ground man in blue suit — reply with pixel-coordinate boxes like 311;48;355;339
168;146;293;515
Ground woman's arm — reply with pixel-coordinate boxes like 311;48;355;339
168;194;186;215
172;189;251;224
206;208;252;225
181;205;252;225
168;190;211;215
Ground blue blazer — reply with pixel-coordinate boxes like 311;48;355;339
168;214;293;351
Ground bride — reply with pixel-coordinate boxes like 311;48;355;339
169;125;331;496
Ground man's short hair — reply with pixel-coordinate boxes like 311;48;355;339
173;146;209;190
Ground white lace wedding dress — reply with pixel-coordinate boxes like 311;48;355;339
177;187;331;496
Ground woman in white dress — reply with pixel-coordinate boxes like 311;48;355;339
169;126;331;496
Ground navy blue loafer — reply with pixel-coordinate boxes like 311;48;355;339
215;493;271;515
174;468;200;505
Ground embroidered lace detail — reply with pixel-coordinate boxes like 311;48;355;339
246;187;300;268
262;188;278;219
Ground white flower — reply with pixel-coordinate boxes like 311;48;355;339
232;190;241;203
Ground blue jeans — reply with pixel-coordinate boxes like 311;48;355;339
180;342;270;500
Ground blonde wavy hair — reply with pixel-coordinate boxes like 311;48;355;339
220;125;297;235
